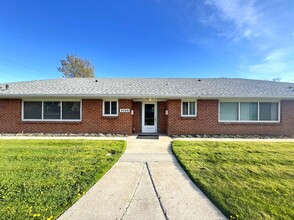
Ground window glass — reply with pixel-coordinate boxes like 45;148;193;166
259;103;278;121
104;101;110;115
104;101;118;115
24;102;42;119
189;102;196;115
240;102;258;121
145;104;155;125
220;101;279;122
220;102;238;121
111;101;117;115
62;102;80;119
182;101;196;116
44;102;61;119
182;102;188;115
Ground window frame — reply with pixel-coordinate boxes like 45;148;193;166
43;101;61;120
62;101;81;120
239;102;258;121
181;100;197;117
102;100;119;116
218;100;280;123
23;101;43;120
22;100;82;122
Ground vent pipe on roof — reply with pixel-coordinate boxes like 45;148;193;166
0;84;9;91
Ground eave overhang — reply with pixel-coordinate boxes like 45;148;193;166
0;93;294;100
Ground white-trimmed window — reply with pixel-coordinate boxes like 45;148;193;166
103;100;118;116
219;101;279;122
181;100;197;117
23;101;81;121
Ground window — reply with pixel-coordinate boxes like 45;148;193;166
44;102;61;119
62;102;81;119
220;102;238;121
219;101;279;122
259;103;278;121
103;100;118;116
181;101;196;117
240;102;258;121
23;101;81;121
24;102;42;119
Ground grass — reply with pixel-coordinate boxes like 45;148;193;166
172;141;294;220
0;139;126;220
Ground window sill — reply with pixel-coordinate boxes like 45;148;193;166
181;116;197;119
219;121;280;125
102;115;119;119
21;120;82;123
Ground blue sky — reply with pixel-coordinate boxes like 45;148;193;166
0;0;294;83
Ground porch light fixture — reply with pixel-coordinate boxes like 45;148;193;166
148;98;152;102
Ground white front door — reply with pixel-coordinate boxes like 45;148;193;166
142;102;157;133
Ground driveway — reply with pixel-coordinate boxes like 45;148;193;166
58;135;226;220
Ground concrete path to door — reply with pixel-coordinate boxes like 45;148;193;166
58;135;226;220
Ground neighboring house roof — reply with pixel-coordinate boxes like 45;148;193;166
0;78;294;99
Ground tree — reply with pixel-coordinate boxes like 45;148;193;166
272;77;281;82
57;54;95;78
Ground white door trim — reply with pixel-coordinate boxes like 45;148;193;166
142;102;157;133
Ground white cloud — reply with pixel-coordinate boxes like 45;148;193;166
154;0;294;81
246;48;294;82
203;0;263;40
202;0;294;82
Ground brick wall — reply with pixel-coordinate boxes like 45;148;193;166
1;99;293;136
132;102;141;133
167;100;294;136
158;101;167;133
132;101;167;134
0;99;133;134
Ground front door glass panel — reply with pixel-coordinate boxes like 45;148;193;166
145;104;155;125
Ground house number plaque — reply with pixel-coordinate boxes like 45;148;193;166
120;108;130;113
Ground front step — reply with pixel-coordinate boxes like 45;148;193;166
136;134;159;139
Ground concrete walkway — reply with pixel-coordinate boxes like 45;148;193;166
58;135;226;220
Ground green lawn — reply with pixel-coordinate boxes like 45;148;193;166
172;141;294;220
0;139;126;220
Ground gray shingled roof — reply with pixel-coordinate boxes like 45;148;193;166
0;78;294;99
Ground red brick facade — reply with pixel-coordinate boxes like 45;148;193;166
166;100;294;136
132;102;141;133
158;101;167;133
0;99;293;136
0;99;133;134
132;101;168;134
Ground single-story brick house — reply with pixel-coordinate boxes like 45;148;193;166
0;78;294;136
